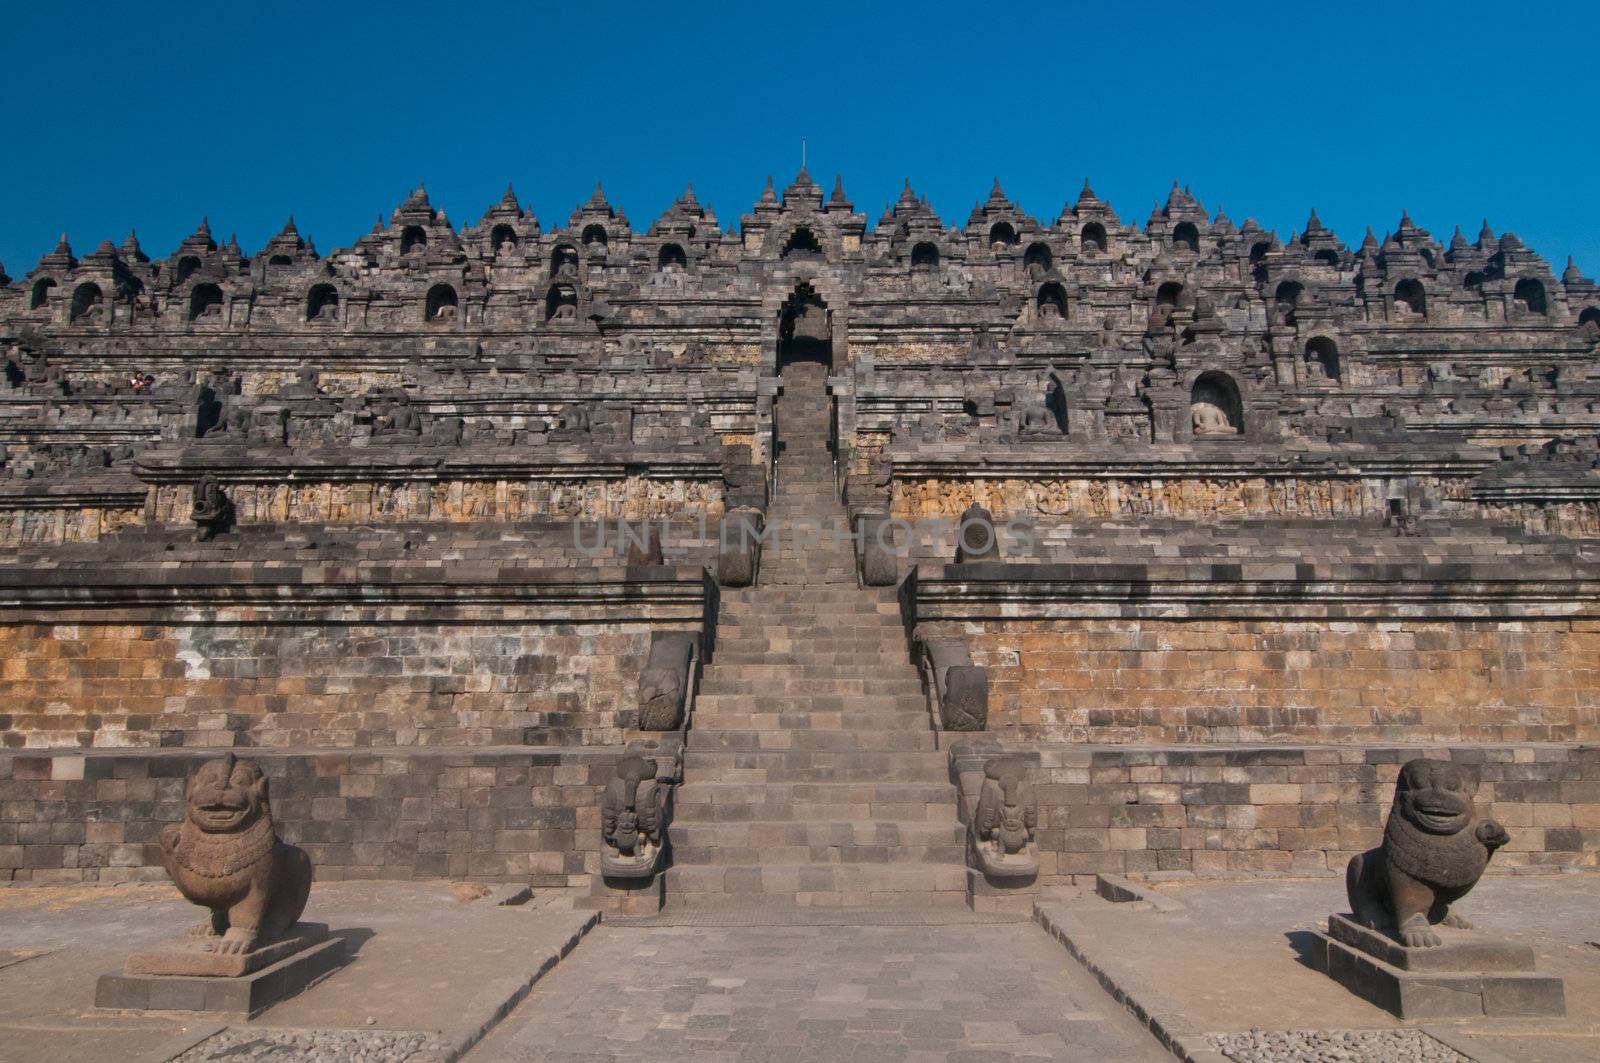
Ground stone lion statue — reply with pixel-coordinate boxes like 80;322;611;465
1345;758;1509;948
159;755;313;955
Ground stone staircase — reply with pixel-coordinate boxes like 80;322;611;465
666;361;967;907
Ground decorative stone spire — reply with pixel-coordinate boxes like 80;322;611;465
498;182;520;211
986;177;1009;208
121;229;147;262
585;181;611;212
181;217;218;253
897;178;918;209
265;216;304;254
1477;219;1496;249
82;239;120;271
828;174;850;209
1164;180;1196;214
760;175;777;204
1305;208;1327;234
1449;225;1468;251
1359;226;1379;257
1498;231;1524;252
37;232;76;271
1563;256;1584;285
680;181;699;210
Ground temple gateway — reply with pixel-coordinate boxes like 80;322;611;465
1;171;1596;909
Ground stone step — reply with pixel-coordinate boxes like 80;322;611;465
682;761;949;784
710;639;910;657
709;650;910;667
695;685;922;702
720;601;896;616
674;801;956;824
694;691;923;710
687;729;939;753
691;713;927;733
669;842;966;866
701;665;919;684
714;624;904;640
675;779;953;806
663;863;968;904
721;588;893;603
684;748;949;772
669;820;964;851
698;677;923;697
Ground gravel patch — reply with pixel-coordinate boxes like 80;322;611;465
1206;1027;1467;1062
175;1027;450;1062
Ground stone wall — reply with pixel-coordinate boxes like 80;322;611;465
5;743;1593;886
891;474;1475;523
0;562;712;750
148;476;724;526
0;747;623;886
1013;743;1600;880
948;618;1600;745
0;620;659;750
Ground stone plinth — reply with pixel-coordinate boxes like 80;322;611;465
96;929;346;1017
966;867;1037;913
1310;912;1565;1019
582;873;665;915
124;922;330;978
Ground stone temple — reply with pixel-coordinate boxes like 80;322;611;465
1;169;1597;914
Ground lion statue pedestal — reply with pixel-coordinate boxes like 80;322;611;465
96;755;347;1016
1308;758;1565;1019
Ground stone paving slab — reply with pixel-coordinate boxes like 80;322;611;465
1036;874;1600;1063
468;920;1170;1061
0;882;596;1063
608;904;1028;928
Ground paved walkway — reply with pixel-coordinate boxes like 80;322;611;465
469;920;1169;1062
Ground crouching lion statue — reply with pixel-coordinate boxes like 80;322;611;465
1345;757;1509;948
160;754;313;955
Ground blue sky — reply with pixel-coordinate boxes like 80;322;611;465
2;1;1596;278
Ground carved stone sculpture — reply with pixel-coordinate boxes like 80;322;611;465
550;402;591;442
1017;403;1058;437
954;502;1000;562
854;512;897;586
280;366;322;400
372;395;422;438
158;755;313;958
717;507;764;587
721;443;768;513
601;743;669;879
923;639;988;731
1191;400;1237;436
190;475;234;542
972;756;1038;878
637;631;696;730
1346;758;1509;948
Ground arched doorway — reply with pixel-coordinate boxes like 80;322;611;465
777;282;831;371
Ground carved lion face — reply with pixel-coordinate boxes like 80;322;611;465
185;754;269;834
1394;758;1476;836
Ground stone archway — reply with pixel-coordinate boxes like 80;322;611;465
777;282;832;372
